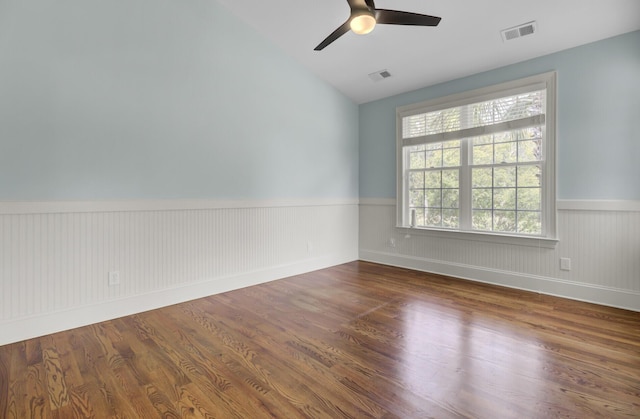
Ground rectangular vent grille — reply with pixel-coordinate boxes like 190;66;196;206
501;21;536;42
368;69;392;82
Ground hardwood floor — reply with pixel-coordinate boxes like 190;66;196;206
1;261;639;418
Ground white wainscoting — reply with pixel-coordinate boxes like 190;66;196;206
0;199;359;345
359;199;640;312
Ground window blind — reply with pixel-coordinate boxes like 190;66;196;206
402;89;546;146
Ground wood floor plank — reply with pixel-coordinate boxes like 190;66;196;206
128;312;261;418
172;303;324;418
196;300;390;418
0;348;8;418
7;342;29;418
1;261;639;418
167;304;365;418
81;323;160;417
24;363;50;418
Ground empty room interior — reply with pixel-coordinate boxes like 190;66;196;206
1;0;639;417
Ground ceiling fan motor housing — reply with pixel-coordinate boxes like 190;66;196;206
350;7;377;35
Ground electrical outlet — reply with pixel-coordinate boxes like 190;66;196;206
108;271;120;286
389;238;396;248
560;258;572;271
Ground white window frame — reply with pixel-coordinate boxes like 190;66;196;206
396;72;557;246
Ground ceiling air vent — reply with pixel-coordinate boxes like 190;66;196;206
501;21;537;42
368;69;392;82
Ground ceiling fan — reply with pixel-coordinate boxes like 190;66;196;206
314;0;441;51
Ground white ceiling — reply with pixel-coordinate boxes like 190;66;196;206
217;0;640;104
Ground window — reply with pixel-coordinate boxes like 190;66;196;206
397;72;556;239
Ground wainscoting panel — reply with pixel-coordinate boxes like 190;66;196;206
0;200;359;345
359;199;640;311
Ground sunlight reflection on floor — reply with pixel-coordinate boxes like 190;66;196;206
398;299;545;416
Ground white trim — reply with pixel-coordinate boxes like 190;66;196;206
558;200;640;212
0;254;356;346
359;198;396;206
0;198;359;215
395;226;558;248
359;250;640;312
362;198;640;212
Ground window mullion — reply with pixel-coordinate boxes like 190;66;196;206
459;103;472;230
459;140;471;230
402;147;411;226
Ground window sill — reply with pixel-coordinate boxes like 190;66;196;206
395;225;558;248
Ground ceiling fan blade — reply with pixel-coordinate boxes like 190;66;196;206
314;21;351;51
347;0;370;8
375;9;441;26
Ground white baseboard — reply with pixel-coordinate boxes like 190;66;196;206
359;249;640;312
1;254;356;346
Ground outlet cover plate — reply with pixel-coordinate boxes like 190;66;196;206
108;271;121;286
560;258;572;271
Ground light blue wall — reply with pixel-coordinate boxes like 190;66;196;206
0;0;359;200
360;30;640;200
